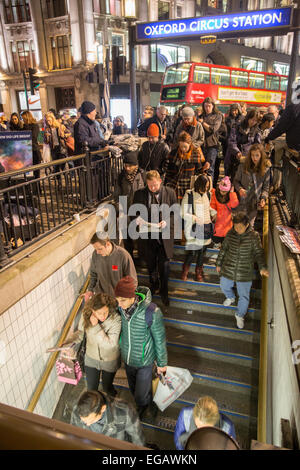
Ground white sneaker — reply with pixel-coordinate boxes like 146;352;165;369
235;315;245;329
223;297;235;307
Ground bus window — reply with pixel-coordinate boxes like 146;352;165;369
249;73;265;89
265;75;280;91
194;65;210;84
231;70;248;88
211;68;230;86
280;77;288;91
163;64;190;85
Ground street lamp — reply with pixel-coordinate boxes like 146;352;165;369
124;0;137;133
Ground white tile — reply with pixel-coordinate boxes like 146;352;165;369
14;302;22;319
6;325;14;343
3;313;11;329
0;316;4;333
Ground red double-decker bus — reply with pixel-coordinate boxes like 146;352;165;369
160;62;287;114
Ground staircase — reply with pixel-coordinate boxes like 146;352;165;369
53;244;261;450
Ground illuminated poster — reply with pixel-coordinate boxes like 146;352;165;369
218;87;282;104
0;131;33;172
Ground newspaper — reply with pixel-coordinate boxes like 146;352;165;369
276;226;300;254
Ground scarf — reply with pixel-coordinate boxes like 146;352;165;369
125;167;139;184
183;116;198;129
123;296;139;321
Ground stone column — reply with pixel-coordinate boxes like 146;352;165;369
29;0;48;71
67;0;82;66
0;2;10;72
80;0;96;65
38;83;48;116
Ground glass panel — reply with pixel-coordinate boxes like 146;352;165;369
231;70;248;87
280;77;288;91
249;72;265;89
211;67;230;86
240;56;265;72
151;45;157;72
158;1;170;20
273;62;290;75
194;65;210;84
163;63;190;85
265;74;280;91
111;34;124;55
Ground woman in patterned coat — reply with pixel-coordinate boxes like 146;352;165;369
164;131;209;201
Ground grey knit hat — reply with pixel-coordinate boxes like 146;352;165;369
181;107;195;118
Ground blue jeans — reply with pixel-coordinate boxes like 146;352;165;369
220;276;252;318
125;363;153;411
203;147;218;181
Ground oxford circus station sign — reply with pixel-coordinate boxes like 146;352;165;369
136;7;292;42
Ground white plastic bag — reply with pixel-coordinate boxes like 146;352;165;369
42;143;51;163
153;366;193;412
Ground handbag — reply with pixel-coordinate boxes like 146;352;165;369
65;136;75;152
153;366;193;412
76;332;86;372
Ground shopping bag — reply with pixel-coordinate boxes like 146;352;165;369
153;366;193;412
42;143;51;163
55;356;82;385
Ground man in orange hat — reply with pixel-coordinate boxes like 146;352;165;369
138;123;170;179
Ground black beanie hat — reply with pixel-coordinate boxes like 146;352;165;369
123;151;139;166
79;101;96;115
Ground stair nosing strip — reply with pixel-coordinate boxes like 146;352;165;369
166;341;255;362
190;372;253;390
163;317;255;336
153;294;258;313
174;245;219;254
141;422;174;434
112;383;252;422
138;273;259;294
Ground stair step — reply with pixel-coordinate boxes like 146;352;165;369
153;293;261;321
167;349;258;390
138;270;261;299
165;325;259;368
162;306;260;342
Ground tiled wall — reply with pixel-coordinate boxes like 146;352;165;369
0;244;93;418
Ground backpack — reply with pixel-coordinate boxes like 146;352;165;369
145;302;157;328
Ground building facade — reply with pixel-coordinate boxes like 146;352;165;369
0;0;298;123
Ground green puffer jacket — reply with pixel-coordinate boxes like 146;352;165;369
216;226;267;282
119;286;168;368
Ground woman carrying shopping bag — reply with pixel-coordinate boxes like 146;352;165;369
181;174;217;282
62;293;121;396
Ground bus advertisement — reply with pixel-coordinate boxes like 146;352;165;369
160;62;287;114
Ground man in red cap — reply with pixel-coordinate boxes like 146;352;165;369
115;276;168;419
138;123;170;179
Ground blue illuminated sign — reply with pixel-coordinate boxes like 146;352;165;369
136;8;292;42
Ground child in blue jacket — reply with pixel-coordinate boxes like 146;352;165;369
174;396;236;450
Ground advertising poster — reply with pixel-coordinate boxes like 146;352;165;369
0;131;33;172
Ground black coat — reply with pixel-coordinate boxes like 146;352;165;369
74;115;106;155
133;185;177;259
138;140;170;176
114;169;146;208
137;115;172;139
266;103;300;151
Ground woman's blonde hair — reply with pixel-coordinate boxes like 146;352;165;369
82;293;118;330
193;396;220;426
45;111;60;128
244;143;268;177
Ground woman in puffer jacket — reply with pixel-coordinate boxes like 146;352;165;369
63;293;121;396
234;143;271;227
225;109;261;180
181;174;217;282
210;176;239;248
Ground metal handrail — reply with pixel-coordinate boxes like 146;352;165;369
26;276;90;413
257;202;269;443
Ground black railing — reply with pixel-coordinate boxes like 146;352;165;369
282;152;300;226
0;149;123;266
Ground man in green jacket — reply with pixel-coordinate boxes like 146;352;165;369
216;212;269;329
114;276;168;419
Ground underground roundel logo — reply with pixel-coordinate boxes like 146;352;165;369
112;265;119;271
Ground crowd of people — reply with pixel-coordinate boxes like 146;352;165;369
3;96;300;449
